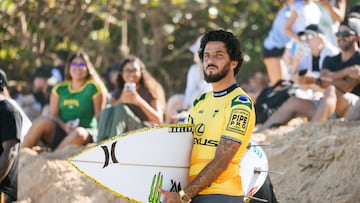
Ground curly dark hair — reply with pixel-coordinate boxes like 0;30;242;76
198;29;244;76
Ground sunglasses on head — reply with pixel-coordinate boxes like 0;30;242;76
335;30;356;37
299;33;315;41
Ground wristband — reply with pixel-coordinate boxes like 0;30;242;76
179;190;191;203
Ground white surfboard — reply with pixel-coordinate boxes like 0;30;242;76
68;124;268;203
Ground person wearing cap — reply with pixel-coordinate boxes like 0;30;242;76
16;66;53;120
0;69;21;203
165;35;212;124
294;24;339;91
256;18;360;132
255;24;338;132
52;50;69;83
312;17;360;121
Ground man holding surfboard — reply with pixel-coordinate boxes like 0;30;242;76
160;30;255;203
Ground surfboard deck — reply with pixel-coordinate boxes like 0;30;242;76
68;124;268;202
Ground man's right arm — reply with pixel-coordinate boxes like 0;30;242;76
0;139;19;182
319;65;360;92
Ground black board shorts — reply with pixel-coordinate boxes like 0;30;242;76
192;194;245;203
262;46;285;58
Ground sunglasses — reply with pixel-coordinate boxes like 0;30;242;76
299;33;315;41
70;63;87;68
335;30;356;37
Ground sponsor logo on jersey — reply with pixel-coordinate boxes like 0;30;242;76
193;123;218;147
195;123;205;136
193;138;219;147
227;108;250;135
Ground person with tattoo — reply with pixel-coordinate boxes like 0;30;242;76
159;30;256;203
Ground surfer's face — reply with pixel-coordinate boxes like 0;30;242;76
202;41;235;83
122;61;142;84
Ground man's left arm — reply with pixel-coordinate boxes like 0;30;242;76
182;137;240;198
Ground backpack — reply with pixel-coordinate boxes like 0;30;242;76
255;80;298;124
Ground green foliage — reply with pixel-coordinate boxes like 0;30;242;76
0;0;358;97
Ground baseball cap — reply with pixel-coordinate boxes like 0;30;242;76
31;66;52;80
304;24;323;35
189;35;203;54
0;69;8;88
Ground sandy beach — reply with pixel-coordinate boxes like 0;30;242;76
17;119;360;203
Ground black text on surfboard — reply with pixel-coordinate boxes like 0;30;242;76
168;125;193;133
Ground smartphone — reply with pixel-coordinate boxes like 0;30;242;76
124;82;136;91
70;118;80;128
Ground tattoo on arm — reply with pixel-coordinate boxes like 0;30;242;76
185;138;240;198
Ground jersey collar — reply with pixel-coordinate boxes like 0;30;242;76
213;83;238;97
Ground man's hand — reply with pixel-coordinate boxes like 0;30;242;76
158;189;182;203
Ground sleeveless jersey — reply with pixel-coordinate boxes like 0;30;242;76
188;84;255;196
52;80;102;129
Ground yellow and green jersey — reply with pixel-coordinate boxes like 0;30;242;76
52;80;102;129
188;84;255;196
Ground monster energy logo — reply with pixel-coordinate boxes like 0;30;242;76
148;172;182;203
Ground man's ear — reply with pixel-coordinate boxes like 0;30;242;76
231;61;238;69
356;35;360;44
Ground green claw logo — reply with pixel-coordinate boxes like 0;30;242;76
148;172;163;203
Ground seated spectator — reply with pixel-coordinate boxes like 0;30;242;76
312;18;360;121
102;63;121;103
97;55;165;142
255;23;344;132
16;66;53;120
51;50;69;83
338;65;360;121
292;24;339;99
165;35;212;124
21;51;108;151
0;69;22;203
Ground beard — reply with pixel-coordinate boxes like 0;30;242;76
338;38;355;51
204;61;231;83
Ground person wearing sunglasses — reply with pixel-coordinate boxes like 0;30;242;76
22;51;108;151
255;24;339;133
310;17;360;121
